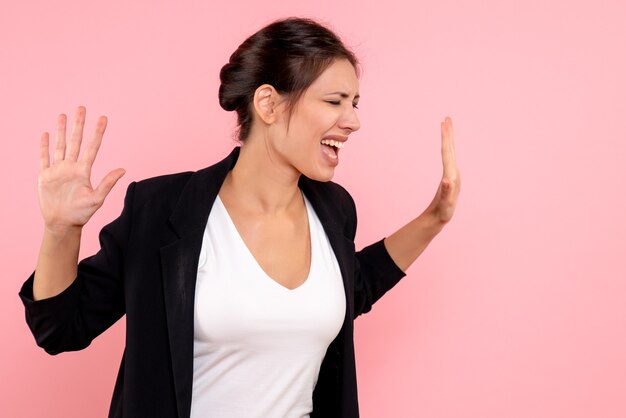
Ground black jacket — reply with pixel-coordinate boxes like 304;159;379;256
20;147;406;417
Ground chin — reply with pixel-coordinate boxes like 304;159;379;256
301;167;335;183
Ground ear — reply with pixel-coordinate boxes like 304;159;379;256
252;84;283;125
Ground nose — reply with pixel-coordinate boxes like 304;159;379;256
339;105;360;133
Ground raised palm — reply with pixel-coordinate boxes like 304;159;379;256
38;106;125;233
426;117;460;224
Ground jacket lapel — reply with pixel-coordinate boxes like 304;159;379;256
299;178;357;416
160;147;240;418
298;178;356;321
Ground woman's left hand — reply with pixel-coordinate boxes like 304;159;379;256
425;117;461;224
382;117;461;272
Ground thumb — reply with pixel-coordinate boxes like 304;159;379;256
437;178;451;200
94;168;126;202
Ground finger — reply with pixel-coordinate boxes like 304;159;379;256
94;168;126;203
40;132;50;171
441;117;457;178
441;118;453;175
445;117;456;161
81;115;108;168
447;117;457;162
66;106;86;161
53;113;67;163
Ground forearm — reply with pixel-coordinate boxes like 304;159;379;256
383;212;445;273
33;227;82;301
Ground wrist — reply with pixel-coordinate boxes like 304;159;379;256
43;224;83;240
418;209;447;236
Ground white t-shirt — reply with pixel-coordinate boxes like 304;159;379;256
190;193;346;418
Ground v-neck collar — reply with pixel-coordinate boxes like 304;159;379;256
213;192;315;292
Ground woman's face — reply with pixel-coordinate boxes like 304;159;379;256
273;58;361;182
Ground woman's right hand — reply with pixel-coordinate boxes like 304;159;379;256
38;106;126;235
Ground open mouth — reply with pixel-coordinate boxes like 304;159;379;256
320;139;344;159
320;139;345;149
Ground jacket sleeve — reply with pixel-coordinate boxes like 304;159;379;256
353;239;406;318
18;182;136;355
341;187;407;318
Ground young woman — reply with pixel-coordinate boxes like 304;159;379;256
20;17;460;418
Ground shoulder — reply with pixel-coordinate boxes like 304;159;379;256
129;171;196;210
128;147;241;208
133;170;195;196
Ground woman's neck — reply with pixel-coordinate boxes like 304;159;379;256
222;139;302;215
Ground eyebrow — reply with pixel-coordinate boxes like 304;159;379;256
327;91;360;100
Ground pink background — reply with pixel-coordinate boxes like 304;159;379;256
2;0;625;417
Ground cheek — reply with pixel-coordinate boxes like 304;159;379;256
291;112;323;143
287;104;337;152
304;108;336;135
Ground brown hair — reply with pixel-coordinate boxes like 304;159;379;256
218;17;359;141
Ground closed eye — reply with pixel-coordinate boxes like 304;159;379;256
326;100;359;109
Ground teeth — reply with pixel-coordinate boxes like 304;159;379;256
320;139;345;149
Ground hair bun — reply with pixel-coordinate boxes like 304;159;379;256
218;62;246;112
